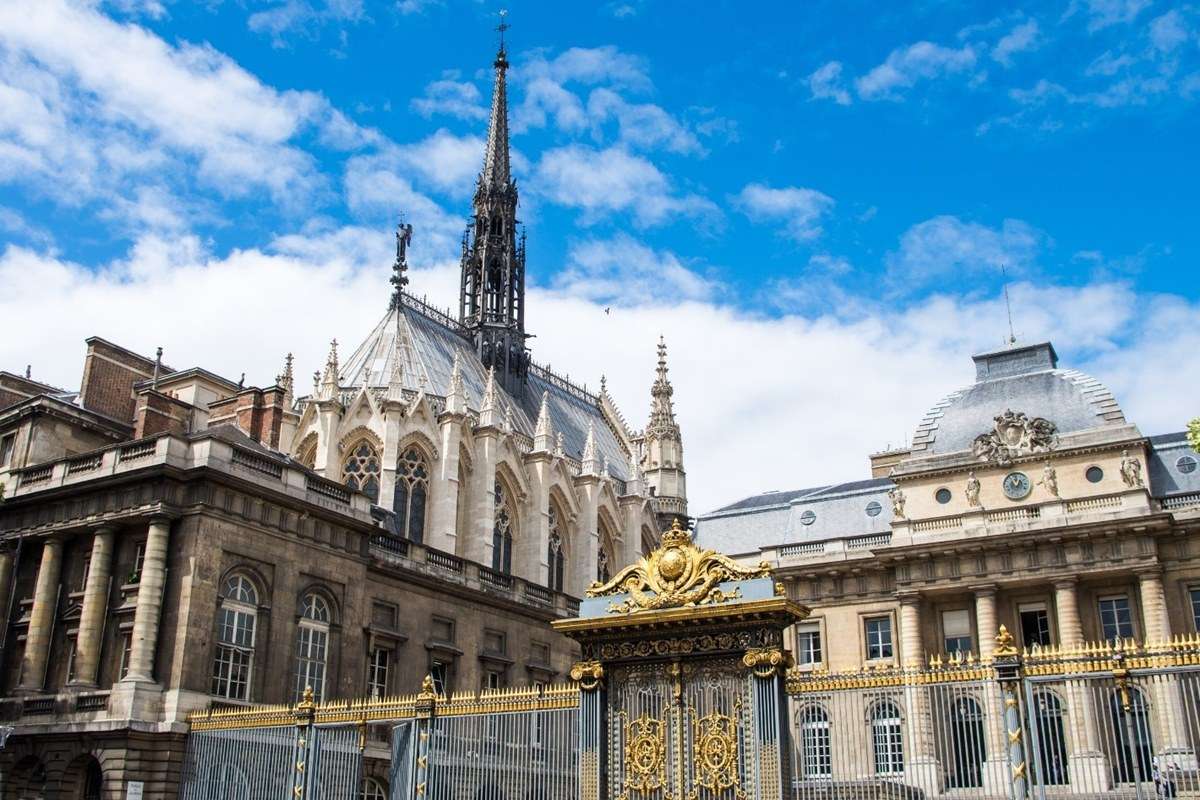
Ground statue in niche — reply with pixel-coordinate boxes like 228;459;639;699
965;471;981;507
1039;461;1059;497
888;487;906;519
1120;449;1144;488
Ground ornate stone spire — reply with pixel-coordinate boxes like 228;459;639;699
647;336;679;438
502;402;514;434
458;27;528;395
581;420;601;476
317;339;339;400
533;390;552;451
479;366;499;427
554;431;565;459
626;447;644;496
277;352;295;405
445;349;467;415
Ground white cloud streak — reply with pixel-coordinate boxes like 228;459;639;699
733;183;835;241
856;41;977;100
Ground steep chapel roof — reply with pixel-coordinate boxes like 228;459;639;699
336;295;632;481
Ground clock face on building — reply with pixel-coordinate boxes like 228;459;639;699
1002;471;1032;500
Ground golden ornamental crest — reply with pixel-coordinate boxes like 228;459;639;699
588;518;771;615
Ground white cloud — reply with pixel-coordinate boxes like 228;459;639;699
519;46;651;93
856;42;977;101
1149;10;1191;54
393;129;486;196
1067;0;1152;32
552;234;717;305
888;215;1044;283
410;74;488;121
992;19;1041;67
732;183;835;241
808;61;852;105
2;230;1196;512
247;0;367;45
585;88;703;154
532;145;717;227
343;157;463;257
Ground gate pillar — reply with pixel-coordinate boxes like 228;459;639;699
554;518;808;800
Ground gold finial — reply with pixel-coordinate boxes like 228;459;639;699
995;624;1018;656
662;516;691;547
419;673;437;699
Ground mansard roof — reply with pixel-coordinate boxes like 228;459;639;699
911;342;1128;456
696;477;895;557
336;294;631;480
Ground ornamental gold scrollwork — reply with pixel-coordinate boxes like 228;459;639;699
620;712;669;800
690;710;745;800
742;648;793;678
570;660;605;691
589;518;770;615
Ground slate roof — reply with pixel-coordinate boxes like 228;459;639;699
911;343;1126;455
336;296;632;480
696;478;895;557
1147;432;1200;499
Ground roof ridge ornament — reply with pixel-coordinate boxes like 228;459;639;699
972;408;1058;466
389;215;412;311
532;390;552;451
587;518;771;615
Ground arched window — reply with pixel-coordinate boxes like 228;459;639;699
394;447;429;542
798;705;831;779
492;480;514;574
547;502;565;592
294;593;331;702
343;441;381;503
211;574;257;701
1112;687;1153;784
360;777;387;800
1032;691;1068;786
948;696;986;788
871;701;904;776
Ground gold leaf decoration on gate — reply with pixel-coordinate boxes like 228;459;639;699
690;711;745;800
588;518;770;615
621;712;669;800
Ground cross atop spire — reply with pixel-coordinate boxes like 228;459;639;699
496;9;510;54
390;215;412;310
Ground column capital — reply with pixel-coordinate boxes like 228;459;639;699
1135;566;1164;580
970;583;998;597
897;590;922;606
1053;576;1078;590
89;522;120;536
147;512;178;526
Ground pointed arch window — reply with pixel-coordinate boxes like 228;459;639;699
211;574;257;701
343;442;381;503
492;480;514;574
547;503;565;593
294;593;331;702
394;447;429;543
296;435;317;470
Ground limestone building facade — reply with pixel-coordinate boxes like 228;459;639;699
0;37;681;799
696;341;1200;787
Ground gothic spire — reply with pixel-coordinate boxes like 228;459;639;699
480;33;512;195
581;421;601;476
647;336;679;438
533;390;552;451
318;339;339;400
445;349;467;415
277;352;295;405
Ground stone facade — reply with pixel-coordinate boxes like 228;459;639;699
0;37;685;799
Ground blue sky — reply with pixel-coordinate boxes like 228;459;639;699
1;0;1197;507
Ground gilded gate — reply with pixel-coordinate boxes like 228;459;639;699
555;518;808;800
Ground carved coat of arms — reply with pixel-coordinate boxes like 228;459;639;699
972;409;1057;465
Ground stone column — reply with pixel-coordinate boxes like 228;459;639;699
124;517;171;683
1055;577;1108;787
0;548;15;629
70;526;116;687
1138;568;1193;765
1054;578;1083;648
899;593;923;668
428;413;463;554
572;477;600;597
1137;568;1170;643
18;537;63;692
464;431;498;568
973;584;998;659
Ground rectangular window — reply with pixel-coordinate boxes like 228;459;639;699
79;555;91;592
1191;588;1200;632
430;660;448;695
367;648;390;698
66;638;78;683
483;630;506;655
211;604;256;701
0;434;15;468
864;616;893;661
484;670;503;690
293;624;328;702
942;609;973;654
118;633;132;680
530;642;550;665
431;617;454;643
1099;596;1135;642
1019;604;1051;648
796;622;822;666
130;542;146;584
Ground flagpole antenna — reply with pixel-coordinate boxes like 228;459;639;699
1001;264;1017;347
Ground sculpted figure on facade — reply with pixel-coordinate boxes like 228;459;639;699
1039;461;1059;497
972;408;1058;466
1120;449;1144;488
888;487;906;518
965;471;981;507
